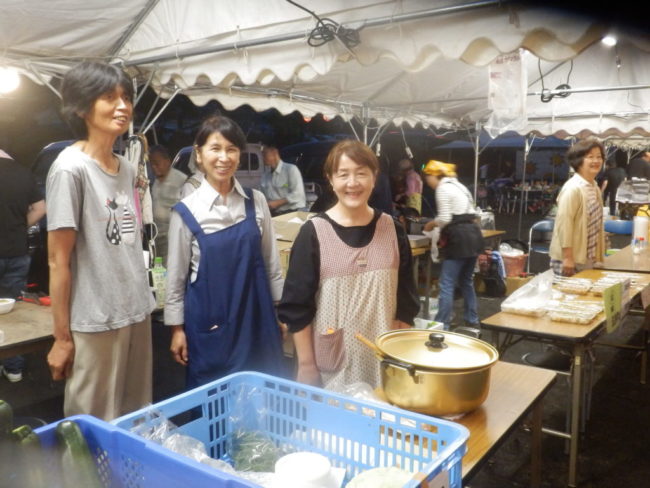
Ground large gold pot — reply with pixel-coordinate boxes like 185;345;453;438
373;330;499;416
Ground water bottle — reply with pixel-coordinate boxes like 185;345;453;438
151;257;167;309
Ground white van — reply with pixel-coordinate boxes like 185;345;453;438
171;143;265;189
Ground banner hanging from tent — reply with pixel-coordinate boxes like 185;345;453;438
485;50;527;138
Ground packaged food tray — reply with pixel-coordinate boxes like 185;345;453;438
548;302;603;324
32;414;248;487
114;371;469;488
553;277;592;295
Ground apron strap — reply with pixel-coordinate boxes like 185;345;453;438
173;201;204;238
243;187;255;220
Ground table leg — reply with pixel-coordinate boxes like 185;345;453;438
531;399;543;488
424;250;432;320
642;307;650;385
568;343;585;488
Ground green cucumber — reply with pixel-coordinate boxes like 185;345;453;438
0;399;12;437
12;424;46;488
56;419;103;488
0;400;15;483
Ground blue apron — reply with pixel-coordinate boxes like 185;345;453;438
174;189;285;389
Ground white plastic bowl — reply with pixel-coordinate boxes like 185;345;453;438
0;298;15;314
274;451;339;488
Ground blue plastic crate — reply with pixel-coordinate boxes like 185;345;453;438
114;371;469;488
33;414;255;487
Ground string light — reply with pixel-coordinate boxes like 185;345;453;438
0;67;20;94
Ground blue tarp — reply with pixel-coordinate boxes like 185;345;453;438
435;131;571;150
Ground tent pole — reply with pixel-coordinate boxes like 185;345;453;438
108;0;160;58
122;1;501;67
517;136;533;240
473;123;480;204
348;118;361;142
141;87;181;134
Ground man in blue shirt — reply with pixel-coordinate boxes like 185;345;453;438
261;145;306;215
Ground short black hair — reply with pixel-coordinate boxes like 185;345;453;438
566;138;605;171
194;116;246;151
61;61;133;139
149;144;171;160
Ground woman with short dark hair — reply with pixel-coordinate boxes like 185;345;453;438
549;139;606;276
165;116;286;389
278;140;419;389
46;61;154;420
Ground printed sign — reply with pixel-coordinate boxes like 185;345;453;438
603;282;623;333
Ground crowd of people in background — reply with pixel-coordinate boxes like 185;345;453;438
4;59;650;424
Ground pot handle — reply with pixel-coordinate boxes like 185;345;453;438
381;357;417;378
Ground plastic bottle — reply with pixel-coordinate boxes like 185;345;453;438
151;257;167;309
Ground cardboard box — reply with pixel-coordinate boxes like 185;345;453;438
505;276;534;296
408;234;431;248
272;211;315;242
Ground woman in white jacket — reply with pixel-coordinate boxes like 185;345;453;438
549;139;605;276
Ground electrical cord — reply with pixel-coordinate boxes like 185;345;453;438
286;0;361;49
538;59;573;103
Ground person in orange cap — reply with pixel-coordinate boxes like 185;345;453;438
422;160;484;330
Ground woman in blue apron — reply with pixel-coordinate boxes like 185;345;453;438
164;116;286;389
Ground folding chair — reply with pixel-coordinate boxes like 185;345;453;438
527;219;554;273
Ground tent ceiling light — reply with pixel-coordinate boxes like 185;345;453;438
0;67;20;94
601;35;617;47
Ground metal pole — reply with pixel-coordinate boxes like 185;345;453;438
473;123;481;203
517;136;533;240
122;1;502;67
141;87;181;134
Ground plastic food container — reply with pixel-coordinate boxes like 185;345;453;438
547;302;603;324
0;298;15;314
553;277;593;295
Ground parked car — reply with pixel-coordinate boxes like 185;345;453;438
173;144;318;209
172;143;265;189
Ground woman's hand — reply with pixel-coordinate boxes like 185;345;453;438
278;322;289;342
296;363;322;387
423;220;437;232
47;338;75;380
170;326;188;366
561;257;576;277
391;320;412;330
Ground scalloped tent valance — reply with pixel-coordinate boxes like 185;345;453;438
2;0;648;138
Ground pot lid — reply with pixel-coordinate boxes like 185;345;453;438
375;330;498;371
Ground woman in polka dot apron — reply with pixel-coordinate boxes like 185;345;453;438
278;140;419;390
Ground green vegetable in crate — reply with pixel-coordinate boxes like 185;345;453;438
56;419;104;488
230;430;281;472
0;399;12;437
12;424;46;488
0;400;15;483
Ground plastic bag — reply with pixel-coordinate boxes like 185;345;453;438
335;382;388;405
227;384;287;472
501;269;554;317
422;227;440;262
129;407;279;486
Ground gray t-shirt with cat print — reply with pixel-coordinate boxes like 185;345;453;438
46;145;155;332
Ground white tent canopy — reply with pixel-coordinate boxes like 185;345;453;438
2;0;649;138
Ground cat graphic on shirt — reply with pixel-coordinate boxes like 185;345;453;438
105;191;137;245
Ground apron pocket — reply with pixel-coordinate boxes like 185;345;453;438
314;328;346;373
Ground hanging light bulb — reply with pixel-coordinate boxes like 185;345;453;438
0;67;20;94
601;35;617;47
